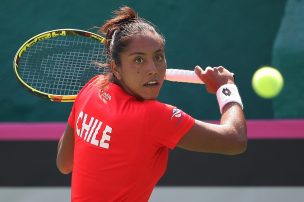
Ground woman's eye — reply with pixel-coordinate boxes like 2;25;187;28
155;54;164;62
135;57;144;64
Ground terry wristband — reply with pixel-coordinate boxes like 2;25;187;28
216;84;244;114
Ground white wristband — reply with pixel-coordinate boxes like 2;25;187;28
216;84;243;114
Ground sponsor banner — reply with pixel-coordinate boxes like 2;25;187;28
0;119;304;140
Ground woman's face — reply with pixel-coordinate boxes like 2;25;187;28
113;32;166;100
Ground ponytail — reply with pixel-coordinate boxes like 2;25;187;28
100;6;138;37
100;6;138;56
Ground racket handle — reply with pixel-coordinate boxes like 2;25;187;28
165;69;204;84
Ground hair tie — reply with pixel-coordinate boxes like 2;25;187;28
109;30;118;53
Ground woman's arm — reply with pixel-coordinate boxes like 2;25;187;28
56;124;74;174
177;66;247;155
178;102;247;155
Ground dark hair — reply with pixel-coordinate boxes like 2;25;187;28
99;6;165;66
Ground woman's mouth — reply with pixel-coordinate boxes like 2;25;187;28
144;80;159;87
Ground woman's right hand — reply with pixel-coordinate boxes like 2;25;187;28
194;65;235;94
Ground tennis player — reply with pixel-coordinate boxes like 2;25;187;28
56;6;247;202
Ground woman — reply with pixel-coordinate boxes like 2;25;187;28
57;6;247;202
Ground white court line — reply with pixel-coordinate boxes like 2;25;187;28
0;187;304;202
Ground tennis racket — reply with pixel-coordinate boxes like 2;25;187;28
13;28;204;102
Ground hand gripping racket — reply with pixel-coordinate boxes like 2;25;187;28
13;29;204;102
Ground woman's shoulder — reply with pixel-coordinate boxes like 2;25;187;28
74;75;103;102
144;100;175;112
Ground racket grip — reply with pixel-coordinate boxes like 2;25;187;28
165;69;204;84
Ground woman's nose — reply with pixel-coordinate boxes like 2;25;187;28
147;61;158;75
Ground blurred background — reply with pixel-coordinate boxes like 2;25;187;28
1;0;304;201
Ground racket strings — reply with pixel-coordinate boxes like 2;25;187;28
17;34;107;95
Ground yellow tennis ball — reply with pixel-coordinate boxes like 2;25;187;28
252;66;284;99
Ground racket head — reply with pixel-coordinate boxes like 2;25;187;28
13;29;108;102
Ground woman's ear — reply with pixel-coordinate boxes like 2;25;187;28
110;60;122;80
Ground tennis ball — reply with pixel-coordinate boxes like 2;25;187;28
252;66;284;99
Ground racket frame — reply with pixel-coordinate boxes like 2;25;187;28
13;28;106;102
